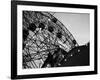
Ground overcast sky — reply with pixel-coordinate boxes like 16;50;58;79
53;12;90;45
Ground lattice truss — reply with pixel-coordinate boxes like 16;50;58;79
23;11;78;68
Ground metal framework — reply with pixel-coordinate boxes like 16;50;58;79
23;11;78;68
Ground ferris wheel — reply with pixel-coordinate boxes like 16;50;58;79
22;11;79;68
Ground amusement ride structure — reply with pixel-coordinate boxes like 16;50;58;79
23;11;81;68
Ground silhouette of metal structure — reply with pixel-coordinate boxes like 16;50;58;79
23;11;79;68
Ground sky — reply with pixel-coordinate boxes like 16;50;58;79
53;12;90;45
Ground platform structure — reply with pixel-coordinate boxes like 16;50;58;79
23;11;79;68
